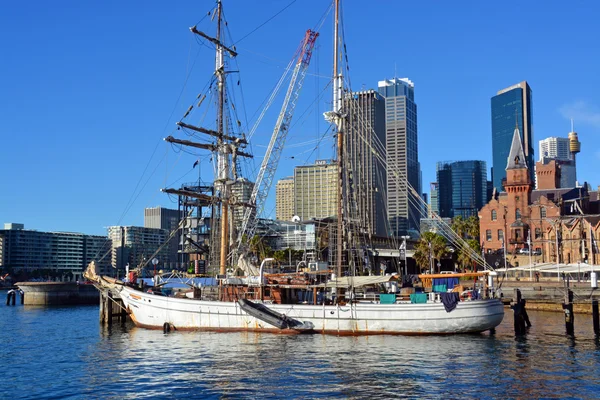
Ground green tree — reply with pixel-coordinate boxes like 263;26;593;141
413;232;448;272
451;216;467;238
457;239;481;270
466;216;480;239
273;250;286;262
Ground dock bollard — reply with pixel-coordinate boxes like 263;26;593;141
511;289;527;335
592;300;599;336
6;291;13;306
20;290;24;305
562;289;574;336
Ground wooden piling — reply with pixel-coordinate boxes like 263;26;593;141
10;291;16;306
19;290;24;305
6;291;12;306
511;289;527;335
562;288;574;336
592;300;599;336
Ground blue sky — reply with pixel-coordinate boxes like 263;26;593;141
1;0;599;236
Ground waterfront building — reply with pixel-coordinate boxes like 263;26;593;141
491;81;534;192
0;224;112;280
378;77;420;236
275;177;295;221
107;226;172;273
294;160;338;220
436;160;488;219
479;126;600;264
345;89;387;236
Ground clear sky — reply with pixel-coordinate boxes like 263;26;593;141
1;0;599;236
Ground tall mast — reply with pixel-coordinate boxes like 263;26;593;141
215;0;229;275
333;0;343;279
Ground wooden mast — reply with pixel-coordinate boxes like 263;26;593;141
215;1;229;276
333;0;343;280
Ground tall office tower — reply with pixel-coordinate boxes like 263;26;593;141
276;177;295;221
345;90;387;236
294;160;338;221
144;207;181;231
144;206;182;265
107;226;171;272
436;160;487;219
537;134;579;188
539;137;570;160
230;178;254;229
378;77;420;236
491;81;534;192
429;182;439;217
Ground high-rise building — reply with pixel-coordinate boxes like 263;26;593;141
429;182;439;217
144;207;181;231
378;77;420;236
539;137;570;160
345;90;387;236
0;224;112;280
275;177;295;221
491;81;534;192
436;160;488;219
107;226;172;273
230;178;254;229
144;207;182;265
537;135;579;188
294;160;338;221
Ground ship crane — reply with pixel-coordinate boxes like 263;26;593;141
236;29;319;260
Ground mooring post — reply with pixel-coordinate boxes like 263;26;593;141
11;290;16;306
6;291;12;306
19;290;24;305
562;279;574;335
107;293;113;326
512;288;526;335
592;299;599;336
99;291;106;324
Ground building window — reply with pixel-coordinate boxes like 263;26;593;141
491;210;497;221
516;209;521;219
535;228;542;239
498;229;504;241
486;229;492;241
540;207;546;219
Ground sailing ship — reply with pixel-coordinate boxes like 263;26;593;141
87;0;504;335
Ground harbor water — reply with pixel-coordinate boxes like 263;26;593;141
2;291;600;399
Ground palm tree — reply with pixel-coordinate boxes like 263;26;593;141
413;232;448;273
451;216;467;238
466;216;480;240
457;239;481;271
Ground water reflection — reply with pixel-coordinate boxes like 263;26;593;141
1;293;600;399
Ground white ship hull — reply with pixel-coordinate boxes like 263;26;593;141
119;286;504;335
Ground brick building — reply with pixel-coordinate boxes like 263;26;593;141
479;127;600;264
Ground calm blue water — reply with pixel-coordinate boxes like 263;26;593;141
2;291;600;399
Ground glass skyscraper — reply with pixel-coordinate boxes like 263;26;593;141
435;160;487;219
378;78;420;236
491;81;534;192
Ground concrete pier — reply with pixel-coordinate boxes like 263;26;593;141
16;282;99;305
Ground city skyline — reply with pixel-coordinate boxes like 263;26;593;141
1;1;599;235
